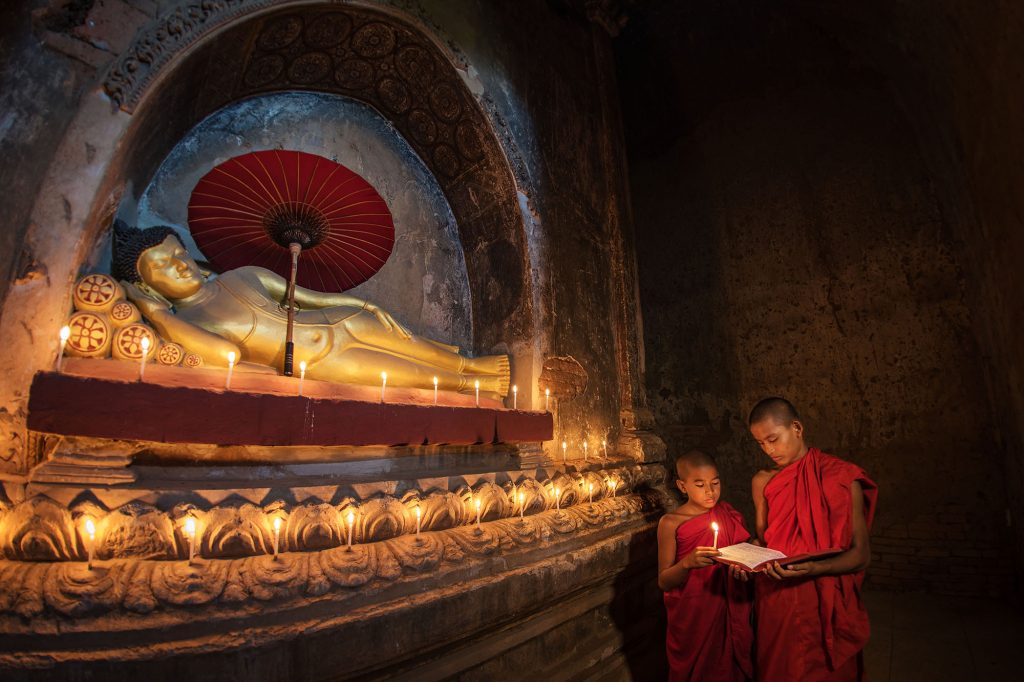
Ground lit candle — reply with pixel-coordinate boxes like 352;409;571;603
518;491;525;522
588;482;594;504
184;516;197;564
84;517;96;569
608;479;617;498
380;371;387;402
139;336;150;381
474;379;480;407
711;521;720;550
57;326;70;373
602;438;608;457
298;360;307;396
554;486;561;511
562;440;567;462
415;505;422;537
433;376;438;405
225;351;235;390
474;497;482;529
272;516;283;560
346;509;356;550
512;384;518;409
545;388;550;411
583;439;589;462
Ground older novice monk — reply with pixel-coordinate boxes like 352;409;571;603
749;398;878;681
658;450;753;682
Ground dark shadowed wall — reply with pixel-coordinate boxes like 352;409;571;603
618;0;1016;596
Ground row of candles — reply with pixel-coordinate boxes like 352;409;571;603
76;479;622;568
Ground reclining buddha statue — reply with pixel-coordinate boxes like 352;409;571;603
113;223;510;399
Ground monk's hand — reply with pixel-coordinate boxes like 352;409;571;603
123;281;169;317
363;302;413;340
729;564;751;582
683;546;721;569
764;560;815;581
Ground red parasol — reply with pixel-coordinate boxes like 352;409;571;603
187;150;395;375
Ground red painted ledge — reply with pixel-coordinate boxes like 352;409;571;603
27;365;552;447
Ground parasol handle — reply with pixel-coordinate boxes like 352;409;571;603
283;242;301;376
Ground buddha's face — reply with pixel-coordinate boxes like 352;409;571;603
137;235;203;299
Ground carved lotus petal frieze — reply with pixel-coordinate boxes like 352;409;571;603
151;559;229;606
43;562;127;616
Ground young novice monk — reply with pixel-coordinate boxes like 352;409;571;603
658;450;753;682
749;397;878;681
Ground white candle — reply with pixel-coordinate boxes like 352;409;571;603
184;516;197;564
602;438;608;457
561;440;567;462
415;506;422;536
433;376;438;405
583;440;589;462
555;486;561;511
298;360;307;396
545;388;550;411
518;491;525;522
57;326;70;373
512;384;518;409
712;521;720;550
474;379;480;407
380;371;387;403
474;497;482;529
588;482;594;504
225;351;236;390
84;517;96;569
139;336;150;381
346;509;356;550
273;516;282;560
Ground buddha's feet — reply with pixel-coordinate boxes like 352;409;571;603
463;354;510;397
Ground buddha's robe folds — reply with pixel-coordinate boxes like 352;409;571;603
664;502;754;682
757;448;878;681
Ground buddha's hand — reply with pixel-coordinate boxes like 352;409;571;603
363;302;412;339
123;281;170;317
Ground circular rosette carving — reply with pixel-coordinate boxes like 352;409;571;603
99;503;176;560
303;13;351;48
257;15;303;50
376;77;411;114
287;503;341;551
456;121;486;162
66;311;111;358
334;59;374;89
202;504;269;559
395;45;436;84
240;554;308;601
432;144;461;178
351;22;396;58
156;342;184;366
42;562;127;616
429;82;462;123
287;52;331;84
407;108;438;145
183;352;204;368
245;54;285;88
109;300;140;327
73;273;123;313
1;496;76;561
111;323;157;361
151;560;229;606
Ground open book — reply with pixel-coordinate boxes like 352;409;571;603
712;542;842;572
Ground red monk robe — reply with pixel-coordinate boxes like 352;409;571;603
664;502;754;682
757;448;878;681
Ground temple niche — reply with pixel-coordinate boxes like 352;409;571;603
0;2;664;680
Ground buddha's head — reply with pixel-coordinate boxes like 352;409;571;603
113;222;204;299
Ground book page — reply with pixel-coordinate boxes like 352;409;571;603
716;542;787;570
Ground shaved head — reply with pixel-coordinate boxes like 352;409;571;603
674;449;717;479
748;397;800;427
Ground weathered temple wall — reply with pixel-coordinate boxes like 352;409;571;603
135;91;473;349
619;0;1016;596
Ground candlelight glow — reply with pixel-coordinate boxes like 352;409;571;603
84;517;95;539
59;326;70;342
273;516;282;532
227;351;235;365
184;517;196;537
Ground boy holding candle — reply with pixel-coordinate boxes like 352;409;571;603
748;397;877;681
658;450;753;682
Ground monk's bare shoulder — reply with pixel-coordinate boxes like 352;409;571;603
658;510;689;535
752;468;778;496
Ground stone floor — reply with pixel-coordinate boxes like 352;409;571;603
863;589;1024;681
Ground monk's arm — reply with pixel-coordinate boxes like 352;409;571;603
751;470;772;544
812;480;871;575
657;516;720;590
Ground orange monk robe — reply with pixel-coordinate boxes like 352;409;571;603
757;448;878;682
664;502;754;682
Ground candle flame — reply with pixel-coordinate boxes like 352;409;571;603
273;516;282;532
140;336;150;351
381;371;387;381
59;326;70;342
711;522;720;532
555;486;561;496
474;497;481;510
84;517;95;539
562;441;567;450
545;388;550;396
588;483;593;493
513;385;518;393
433;376;438;386
299;360;307;372
347;510;355;526
184;516;196;537
518;491;524;503
227;351;235;364
415;506;421;519
474;379;480;388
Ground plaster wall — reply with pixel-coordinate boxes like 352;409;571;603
619;1;1014;595
135;91;472;349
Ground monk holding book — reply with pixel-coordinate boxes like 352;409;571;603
748;398;878;681
657;450;753;682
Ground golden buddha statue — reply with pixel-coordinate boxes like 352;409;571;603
113;225;510;398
